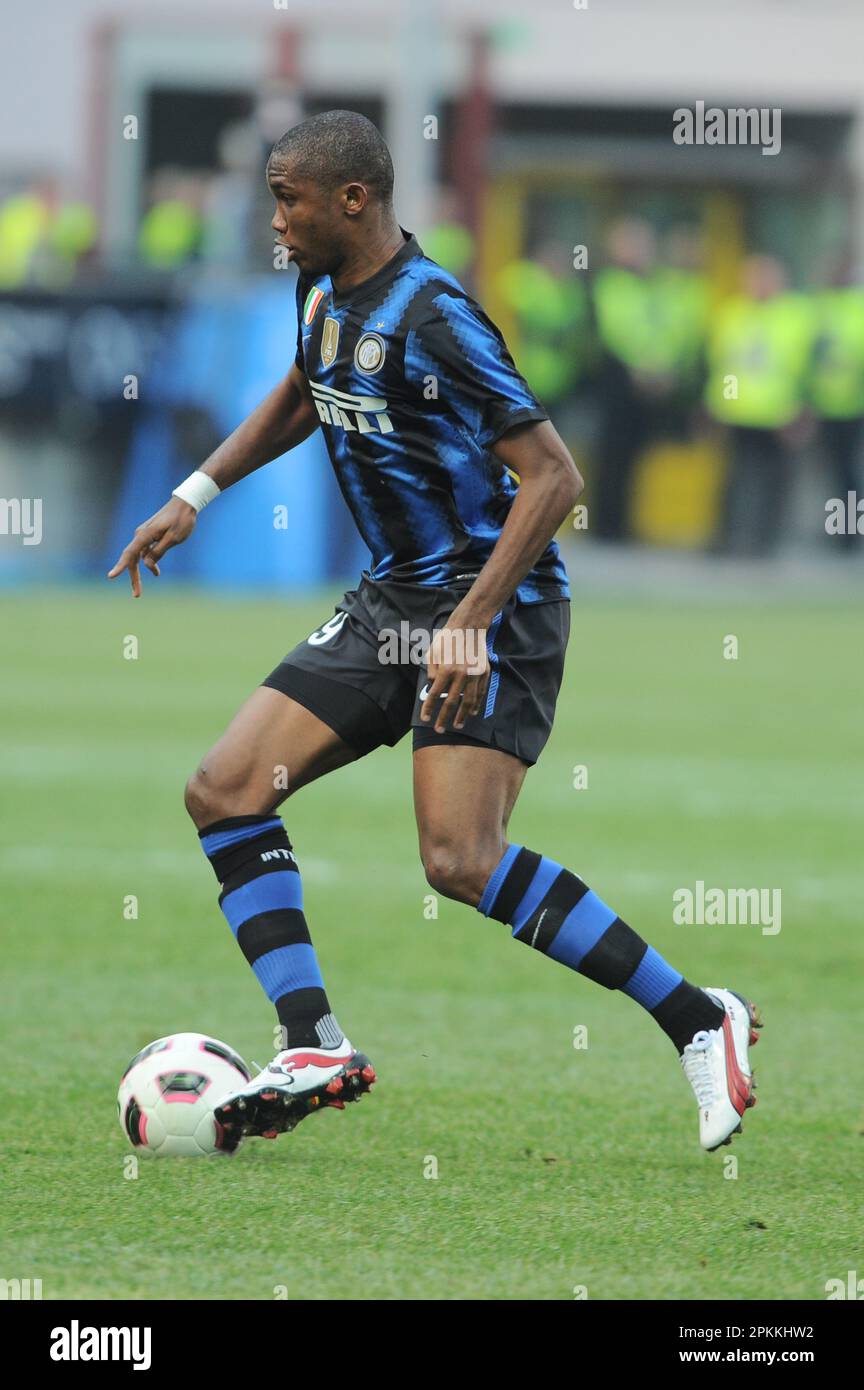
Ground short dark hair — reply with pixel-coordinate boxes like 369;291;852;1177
269;110;394;207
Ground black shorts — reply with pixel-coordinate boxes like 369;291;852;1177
261;575;570;767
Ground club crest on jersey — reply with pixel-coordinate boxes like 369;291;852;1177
320;316;340;367
354;332;386;374
303;286;325;325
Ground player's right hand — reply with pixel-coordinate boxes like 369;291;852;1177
107;496;197;597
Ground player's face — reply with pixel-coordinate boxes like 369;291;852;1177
268;161;344;278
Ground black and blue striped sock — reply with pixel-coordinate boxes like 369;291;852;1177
478;846;724;1051
198;814;343;1051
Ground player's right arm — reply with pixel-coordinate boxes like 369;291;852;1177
107;363;319;596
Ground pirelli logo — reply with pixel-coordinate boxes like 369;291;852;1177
309;380;393;434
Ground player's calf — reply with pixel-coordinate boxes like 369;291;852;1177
197;811;345;1053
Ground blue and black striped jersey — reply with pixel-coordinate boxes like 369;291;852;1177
294;227;569;602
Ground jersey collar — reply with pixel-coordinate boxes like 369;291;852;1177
330;227;422;308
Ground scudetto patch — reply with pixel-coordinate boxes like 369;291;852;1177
320;316;340;367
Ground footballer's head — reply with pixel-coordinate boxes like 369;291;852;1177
267;110;395;278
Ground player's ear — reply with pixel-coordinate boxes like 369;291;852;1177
343;182;368;216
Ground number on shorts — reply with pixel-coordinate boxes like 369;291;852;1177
307;610;348;646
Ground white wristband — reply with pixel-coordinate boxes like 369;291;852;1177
172;471;221;512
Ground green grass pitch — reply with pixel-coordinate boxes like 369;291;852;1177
1;582;861;1300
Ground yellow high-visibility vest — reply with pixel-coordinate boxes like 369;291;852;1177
496;258;590;399
47;202;97;261
808;288;864;419
593;266;706;376
422;222;475;277
0;194;48;287
138;200;202;269
705;293;815;428
652;267;709;379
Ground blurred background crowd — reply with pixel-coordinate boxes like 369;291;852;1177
1;0;863;586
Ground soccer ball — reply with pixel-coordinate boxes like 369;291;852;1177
117;1032;251;1157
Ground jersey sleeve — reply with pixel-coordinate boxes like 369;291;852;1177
405;292;549;449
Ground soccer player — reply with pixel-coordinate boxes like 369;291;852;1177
108;111;761;1153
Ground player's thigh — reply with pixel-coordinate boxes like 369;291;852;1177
412;743;529;900
185;686;357;824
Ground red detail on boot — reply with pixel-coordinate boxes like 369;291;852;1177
722;1015;752;1114
278;1049;353;1073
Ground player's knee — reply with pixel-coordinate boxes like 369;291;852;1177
184;763;247;829
421;839;503;907
184;768;216;827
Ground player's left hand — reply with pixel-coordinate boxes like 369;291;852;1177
421;621;491;734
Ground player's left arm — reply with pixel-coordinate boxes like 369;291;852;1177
422;419;582;733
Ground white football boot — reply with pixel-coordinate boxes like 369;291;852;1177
213;1039;376;1151
680;988;762;1152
